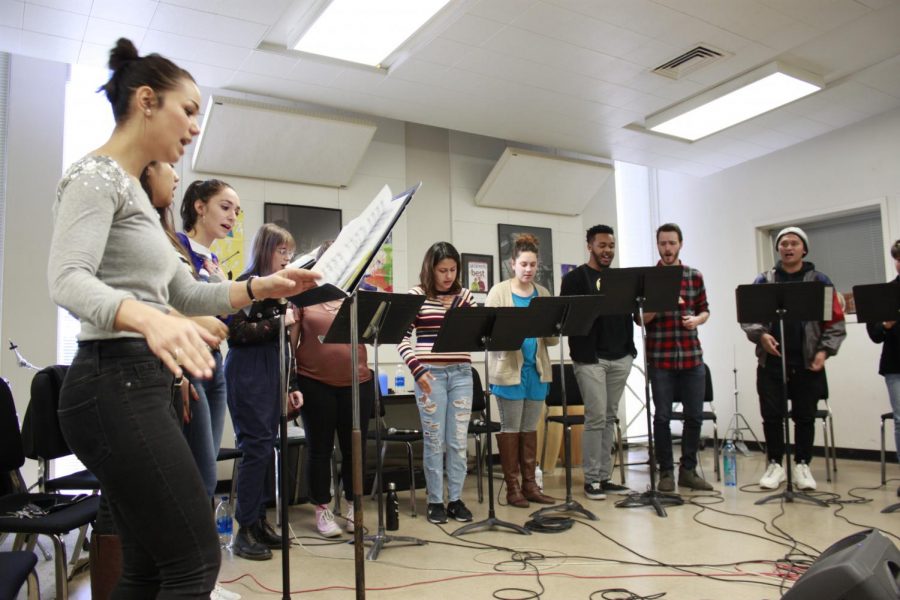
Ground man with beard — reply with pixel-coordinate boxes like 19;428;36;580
639;223;713;492
561;225;635;500
741;227;845;491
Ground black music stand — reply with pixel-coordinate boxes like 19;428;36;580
852;281;900;514
432;307;531;537
598;267;683;517
736;281;829;507
322;291;426;560
524;295;604;521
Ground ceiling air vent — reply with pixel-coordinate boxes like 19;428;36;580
652;45;728;80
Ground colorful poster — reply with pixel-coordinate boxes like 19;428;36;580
210;210;245;280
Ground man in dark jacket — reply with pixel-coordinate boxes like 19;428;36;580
561;225;635;500
741;227;846;491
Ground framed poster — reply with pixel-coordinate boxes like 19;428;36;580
263;203;342;257
497;224;554;292
461;253;493;303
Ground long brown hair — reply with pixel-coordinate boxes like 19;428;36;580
180;179;234;232
242;223;295;278
418;241;461;298
140;161;194;273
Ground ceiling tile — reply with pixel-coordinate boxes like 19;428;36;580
23;2;86;38
77;41;112;68
287;59;342;87
0;1;23;27
239;49;300;78
468;0;537;23
27;0;91;14
161;0;290;24
18;28;80;63
83;17;147;49
150;3;266;47
0;24;21;53
441;13;507;46
759;0;871;31
414;36;473;67
141;29;252;70
90;0;158;27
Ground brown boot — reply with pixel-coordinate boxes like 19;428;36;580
90;533;122;600
497;432;529;508
520;431;555;504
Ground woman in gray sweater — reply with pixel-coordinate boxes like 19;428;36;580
47;38;317;598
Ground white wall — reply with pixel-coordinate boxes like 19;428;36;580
2;55;67;484
650;106;900;453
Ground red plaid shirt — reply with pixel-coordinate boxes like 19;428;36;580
645;262;708;370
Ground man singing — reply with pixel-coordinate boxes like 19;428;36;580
741;227;845;491
561;225;634;500
640;223;713;492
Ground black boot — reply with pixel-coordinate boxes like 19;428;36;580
233;525;272;561
254;517;282;548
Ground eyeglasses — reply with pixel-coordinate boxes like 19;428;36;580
276;248;295;260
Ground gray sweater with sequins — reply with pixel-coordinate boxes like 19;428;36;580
48;156;234;341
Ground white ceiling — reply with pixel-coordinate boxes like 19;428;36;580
3;0;900;177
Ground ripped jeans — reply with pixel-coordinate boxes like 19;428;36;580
414;363;473;505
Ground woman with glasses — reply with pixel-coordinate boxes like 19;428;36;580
224;223;303;561
175;179;240;499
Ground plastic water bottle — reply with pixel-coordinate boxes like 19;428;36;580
394;365;406;393
378;371;389;396
535;465;544;490
386;482;400;531
215;496;234;548
723;440;737;487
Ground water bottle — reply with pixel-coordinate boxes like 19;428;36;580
215;496;234;548
394;365;406;393
378;371;389;396
723;440;737;487
535;464;544;490
385;482;400;531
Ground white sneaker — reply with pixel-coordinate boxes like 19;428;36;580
211;584;241;600
344;504;354;533
315;504;342;538
793;462;817;490
759;462;786;489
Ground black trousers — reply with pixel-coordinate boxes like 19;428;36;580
756;364;826;464
298;375;373;505
59;340;219;599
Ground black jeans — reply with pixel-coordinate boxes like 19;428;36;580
59;340;219;599
757;364;826;464
298;376;373;505
649;364;705;471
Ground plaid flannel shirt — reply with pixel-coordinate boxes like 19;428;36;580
645;262;708;370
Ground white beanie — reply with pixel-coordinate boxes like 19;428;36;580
775;226;809;256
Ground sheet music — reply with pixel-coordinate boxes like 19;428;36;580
301;183;412;294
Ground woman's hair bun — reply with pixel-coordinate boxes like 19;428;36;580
108;38;140;72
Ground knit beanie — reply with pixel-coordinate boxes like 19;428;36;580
775;226;809;256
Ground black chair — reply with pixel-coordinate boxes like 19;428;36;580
0;550;40;600
540;363;625;484
879;411;894;485
21;366;100;494
0;377;100;600
671;363;720;481
368;387;422;517
468;368;500;503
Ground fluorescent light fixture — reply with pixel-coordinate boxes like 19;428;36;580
645;62;823;141
292;0;452;68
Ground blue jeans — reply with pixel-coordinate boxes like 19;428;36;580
183;350;227;497
414;364;473;505
886;373;900;464
650;364;705;472
574;356;633;482
224;344;281;527
59;340;219;598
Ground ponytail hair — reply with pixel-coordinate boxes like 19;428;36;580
180;179;233;232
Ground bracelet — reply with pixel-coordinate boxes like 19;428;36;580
246;275;258;301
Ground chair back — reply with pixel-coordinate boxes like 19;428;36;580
21;365;70;460
547;363;583;407
672;363;713;406
0;378;26;496
471;367;486;413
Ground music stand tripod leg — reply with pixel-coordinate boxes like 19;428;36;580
530;334;598;522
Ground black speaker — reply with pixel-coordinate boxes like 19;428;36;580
783;529;900;600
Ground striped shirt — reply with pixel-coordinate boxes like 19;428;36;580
397;286;477;381
645;262;708;370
